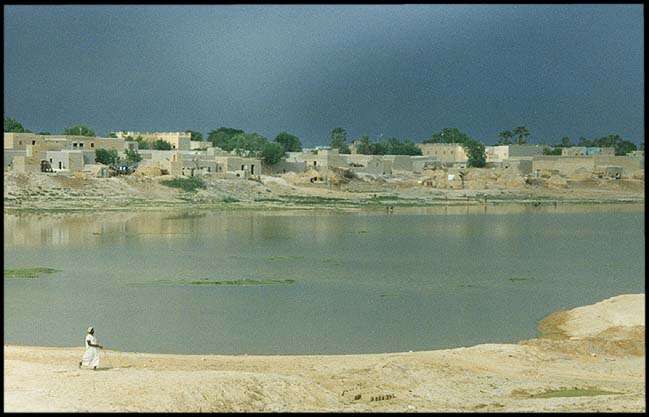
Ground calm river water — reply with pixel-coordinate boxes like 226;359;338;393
4;204;645;355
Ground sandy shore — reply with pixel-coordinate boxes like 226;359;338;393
4;294;644;412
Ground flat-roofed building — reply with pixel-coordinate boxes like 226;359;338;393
115;131;191;151
416;143;467;166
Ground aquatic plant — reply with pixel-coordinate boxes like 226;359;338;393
4;267;61;279
135;278;296;286
268;256;304;261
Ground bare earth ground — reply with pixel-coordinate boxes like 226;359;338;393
3;170;645;212
3;294;644;412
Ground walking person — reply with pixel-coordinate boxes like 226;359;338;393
79;326;103;370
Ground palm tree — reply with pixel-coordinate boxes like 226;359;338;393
512;126;529;144
498;130;513;145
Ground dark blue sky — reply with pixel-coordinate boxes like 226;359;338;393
3;4;644;146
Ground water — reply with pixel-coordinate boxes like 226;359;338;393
4;204;644;355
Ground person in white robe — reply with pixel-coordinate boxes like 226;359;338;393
79;326;103;370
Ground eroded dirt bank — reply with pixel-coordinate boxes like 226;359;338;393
3;294;644;412
3;171;644;212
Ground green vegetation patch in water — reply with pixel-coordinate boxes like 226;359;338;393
379;294;400;298
4;267;62;279
278;195;346;205
162;212;207;220
321;258;342;265
137;278;296;286
529;388;621;399
223;196;240;203
268;256;305;262
509;277;530;282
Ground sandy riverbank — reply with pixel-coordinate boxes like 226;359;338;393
3;171;644;212
4;294;644;412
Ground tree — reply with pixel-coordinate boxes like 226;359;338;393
613;140;637;156
63;125;96;136
380;137;422;155
124;149;143;163
260;142;286;165
133;136;150;150
274;132;302;152
462;140;486;168
228;132;268;155
107;132;118;138
497;130;513;145
4;117;28;133
355;136;371;154
560;136;571;147
95;148;119;165
581;134;636;156
512;126;529;144
208;127;245;149
424;128;470;144
185;130;203;142
330;127;348;152
577;136;592;147
37;132;51;135
369;141;388;155
543;147;562;155
152;139;172;150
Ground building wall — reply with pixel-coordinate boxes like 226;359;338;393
344;154;385;175
593;155;644;177
532;156;595;176
411;156;439;173
117;131;191;151
4;150;26;171
485;145;509;163
190;141;212;150
416;143;467;165
213;156;262;175
561;147;615;157
45;150;85;172
383;155;414;174
264;160;306;175
11;156;41;173
3;132;127;152
503;157;533;175
301;148;347;174
508;144;547;157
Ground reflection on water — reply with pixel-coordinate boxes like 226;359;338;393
4;203;643;248
4;203;645;355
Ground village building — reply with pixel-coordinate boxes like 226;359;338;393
560;146;616;156
485;144;546;163
416;143;468;167
531;154;643;178
190;140;212;150
115;131;191;151
344;154;387;175
300;148;348;175
213;155;262;178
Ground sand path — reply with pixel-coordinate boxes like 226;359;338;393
3;294;644;412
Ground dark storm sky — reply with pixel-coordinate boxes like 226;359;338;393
3;4;644;146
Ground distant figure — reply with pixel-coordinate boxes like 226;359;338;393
79;326;103;370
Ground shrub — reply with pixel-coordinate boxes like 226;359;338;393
159;177;206;192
